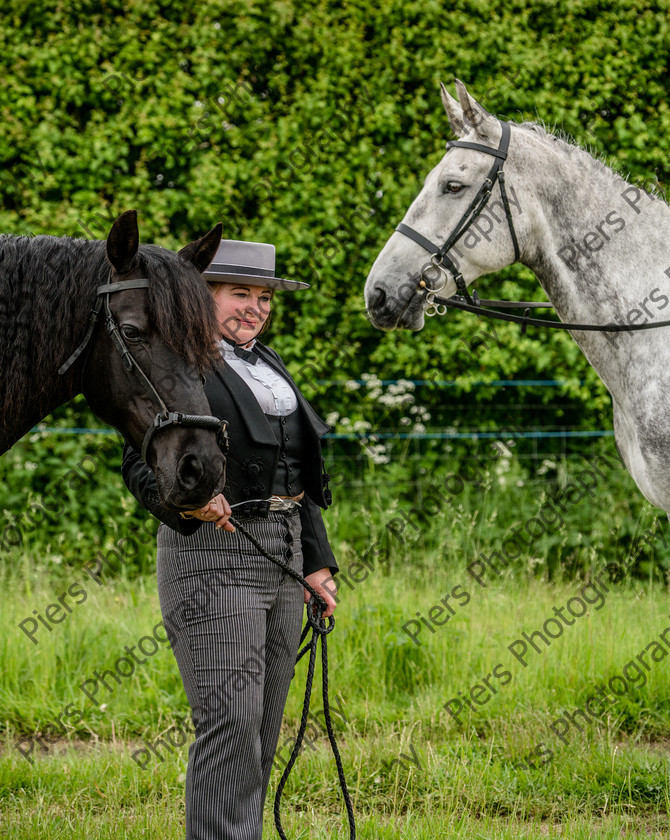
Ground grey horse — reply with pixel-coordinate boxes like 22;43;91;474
365;81;670;515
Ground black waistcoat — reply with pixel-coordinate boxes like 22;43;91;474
202;343;332;508
264;409;306;496
120;342;336;573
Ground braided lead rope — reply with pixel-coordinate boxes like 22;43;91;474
228;515;356;840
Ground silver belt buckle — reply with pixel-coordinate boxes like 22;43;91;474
268;496;300;512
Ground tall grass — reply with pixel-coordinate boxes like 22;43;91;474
2;558;670;834
2;440;670;835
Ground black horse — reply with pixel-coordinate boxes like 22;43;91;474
0;210;226;511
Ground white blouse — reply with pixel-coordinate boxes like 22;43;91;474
218;339;298;417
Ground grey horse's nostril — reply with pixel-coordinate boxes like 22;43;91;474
374;287;386;307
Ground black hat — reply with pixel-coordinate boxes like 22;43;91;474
203;239;308;291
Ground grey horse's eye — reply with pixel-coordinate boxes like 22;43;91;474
442;180;464;194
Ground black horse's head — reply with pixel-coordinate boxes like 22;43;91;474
83;211;226;510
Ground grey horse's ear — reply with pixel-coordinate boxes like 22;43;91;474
440;82;466;136
454;79;495;138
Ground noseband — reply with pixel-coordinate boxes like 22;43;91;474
59;277;228;463
396;120;520;315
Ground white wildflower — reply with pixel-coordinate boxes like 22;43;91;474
366;443;390;464
371;453;391;464
537;459;557;476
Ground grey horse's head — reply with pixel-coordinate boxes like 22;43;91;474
365;80;524;331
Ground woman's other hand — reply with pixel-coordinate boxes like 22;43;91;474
303;568;338;618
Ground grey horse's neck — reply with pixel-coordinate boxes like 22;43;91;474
518;129;670;394
513;126;670;511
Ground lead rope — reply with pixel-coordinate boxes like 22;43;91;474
228;515;356;840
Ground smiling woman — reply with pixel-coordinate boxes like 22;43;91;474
210;282;274;345
120;238;339;840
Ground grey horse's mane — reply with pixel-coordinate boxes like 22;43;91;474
512;120;666;202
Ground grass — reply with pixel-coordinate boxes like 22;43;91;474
3;443;670;836
3;552;670;837
2;731;670;839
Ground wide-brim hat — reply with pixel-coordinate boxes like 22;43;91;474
203;239;309;291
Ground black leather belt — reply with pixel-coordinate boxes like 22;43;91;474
234;496;303;518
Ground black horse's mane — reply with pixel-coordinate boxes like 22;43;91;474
0;234;219;413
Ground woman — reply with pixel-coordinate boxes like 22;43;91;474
121;239;338;840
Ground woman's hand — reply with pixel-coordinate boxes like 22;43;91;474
185;494;235;531
303;568;338;618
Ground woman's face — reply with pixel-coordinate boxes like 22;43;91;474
211;283;273;345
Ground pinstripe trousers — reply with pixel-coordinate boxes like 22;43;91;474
156;509;305;840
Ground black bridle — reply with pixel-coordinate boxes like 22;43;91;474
395;119;670;335
397;120;520;309
58;277;228;463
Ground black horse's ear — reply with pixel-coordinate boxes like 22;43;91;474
179;223;223;273
107;210;140;274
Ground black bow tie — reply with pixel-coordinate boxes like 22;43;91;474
221;338;258;365
233;345;258;364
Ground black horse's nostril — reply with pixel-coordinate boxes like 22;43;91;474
176;453;205;492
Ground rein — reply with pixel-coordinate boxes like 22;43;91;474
58;276;228;461
396;118;670;335
229;516;356;840
421;291;670;334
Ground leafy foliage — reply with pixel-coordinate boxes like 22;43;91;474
4;0;670;580
3;0;670;431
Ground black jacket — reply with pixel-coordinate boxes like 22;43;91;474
121;342;337;577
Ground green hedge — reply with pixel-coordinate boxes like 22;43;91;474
4;0;670;433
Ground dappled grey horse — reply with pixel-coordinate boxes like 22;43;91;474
365;80;670;516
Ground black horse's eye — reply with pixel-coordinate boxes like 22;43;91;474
121;325;145;342
442;180;464;194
